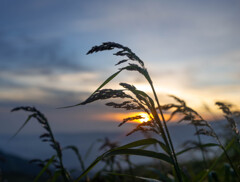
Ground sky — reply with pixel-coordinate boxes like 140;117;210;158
0;0;240;134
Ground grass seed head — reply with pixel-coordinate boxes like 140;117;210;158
81;89;132;105
118;115;143;127
195;128;217;138
105;101;141;110
216;102;232;115
87;42;145;67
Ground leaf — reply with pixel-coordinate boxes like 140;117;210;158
76;149;172;181
196;137;236;182
34;155;55;182
9;113;35;141
92;70;122;94
112;138;161;150
176;143;219;156
63;145;85;171
75;139;172;181
58;70;122;109
104;149;173;164
75;156;101;181
158;141;170;154
106;172;162;182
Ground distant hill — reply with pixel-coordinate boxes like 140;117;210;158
0;149;42;182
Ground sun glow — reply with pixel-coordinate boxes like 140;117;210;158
96;110;207;125
137;113;151;123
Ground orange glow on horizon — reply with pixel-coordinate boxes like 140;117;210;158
91;111;225;127
93;112;150;124
92;112;180;124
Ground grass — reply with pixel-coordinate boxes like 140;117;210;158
6;42;240;182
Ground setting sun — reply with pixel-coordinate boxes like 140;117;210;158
138;113;151;123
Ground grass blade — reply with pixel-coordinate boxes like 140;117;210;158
196;137;236;182
75;139;173;181
76;149;172;181
58;70;122;109
114;138;160;150
176;143;219;156
92;70;122;94
63;145;85;171
104;149;173;164
34;155;55;182
9;114;35;141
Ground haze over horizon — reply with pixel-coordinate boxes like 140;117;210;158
0;0;240;134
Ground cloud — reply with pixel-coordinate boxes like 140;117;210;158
0;71;101;104
0;32;86;74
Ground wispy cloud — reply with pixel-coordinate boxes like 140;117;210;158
0;32;85;73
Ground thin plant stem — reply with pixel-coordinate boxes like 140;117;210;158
206;120;240;180
147;76;183;182
42;119;71;182
194;125;207;168
215;136;240;179
221;146;239;178
153;87;182;182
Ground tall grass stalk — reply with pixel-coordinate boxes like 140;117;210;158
65;42;183;181
147;74;182;181
11;106;71;182
194;125;208;168
10;42;240;182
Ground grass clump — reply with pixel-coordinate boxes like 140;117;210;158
9;42;240;182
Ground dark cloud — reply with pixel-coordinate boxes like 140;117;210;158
0;32;87;75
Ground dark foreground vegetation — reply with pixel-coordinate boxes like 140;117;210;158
2;43;240;181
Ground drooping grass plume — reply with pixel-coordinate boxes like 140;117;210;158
118;115;143;127
216;102;240;143
106;101;141;110
9;42;240;182
160;95;203;122
63;145;85;172
162;95;240;180
70;42;183;181
161;95;209;167
87;42;145;67
11;106;71;182
81;89;133;105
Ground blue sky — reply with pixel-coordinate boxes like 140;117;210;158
0;0;240;134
